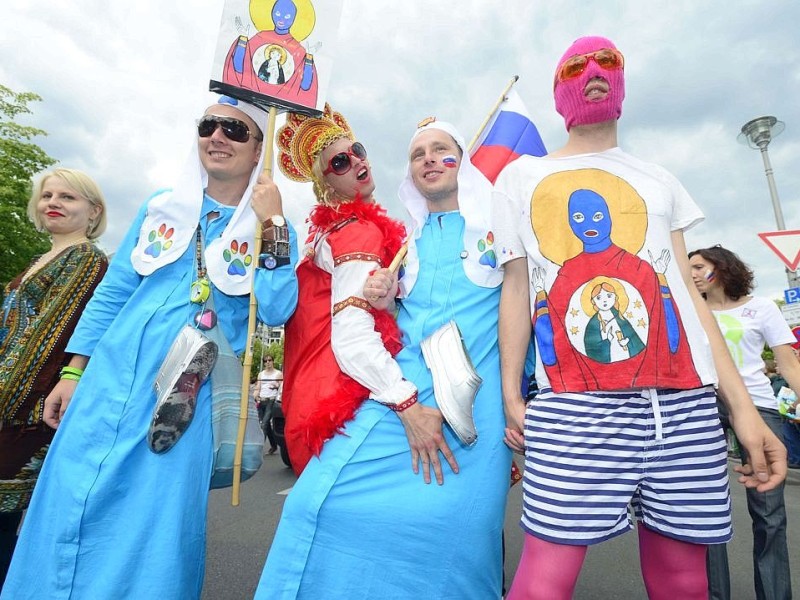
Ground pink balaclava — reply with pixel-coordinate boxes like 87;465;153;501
554;35;625;131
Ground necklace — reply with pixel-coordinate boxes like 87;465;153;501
191;228;217;331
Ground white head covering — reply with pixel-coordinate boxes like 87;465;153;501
130;96;268;295
397;119;502;295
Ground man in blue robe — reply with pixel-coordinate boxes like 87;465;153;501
254;119;511;599
2;96;298;600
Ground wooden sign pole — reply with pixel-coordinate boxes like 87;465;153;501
232;105;278;506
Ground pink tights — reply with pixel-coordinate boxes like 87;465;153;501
506;526;708;600
637;525;708;600
505;535;587;600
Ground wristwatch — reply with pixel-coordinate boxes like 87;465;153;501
264;215;286;229
259;252;291;270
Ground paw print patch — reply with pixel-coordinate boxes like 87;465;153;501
223;240;253;276
145;224;174;258
477;232;497;268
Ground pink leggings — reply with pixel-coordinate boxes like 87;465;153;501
506;525;708;600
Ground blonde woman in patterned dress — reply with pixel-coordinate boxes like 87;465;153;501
0;168;107;587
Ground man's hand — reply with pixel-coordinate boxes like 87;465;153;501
503;394;526;455
43;379;78;429
731;413;787;492
396;402;459;485
251;172;283;223
364;268;398;312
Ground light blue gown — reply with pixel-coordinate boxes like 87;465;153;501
256;211;511;599
2;194;298;600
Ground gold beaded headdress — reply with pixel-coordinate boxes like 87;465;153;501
277;104;354;183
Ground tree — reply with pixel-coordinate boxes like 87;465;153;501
0;85;56;288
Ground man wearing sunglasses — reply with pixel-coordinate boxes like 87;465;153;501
2;95;299;600
492;35;787;599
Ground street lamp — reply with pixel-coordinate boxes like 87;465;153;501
737;116;800;289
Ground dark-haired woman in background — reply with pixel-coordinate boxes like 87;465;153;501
689;245;798;600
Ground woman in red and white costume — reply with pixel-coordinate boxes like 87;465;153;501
276;104;412;475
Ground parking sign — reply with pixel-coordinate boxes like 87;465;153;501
785;287;800;305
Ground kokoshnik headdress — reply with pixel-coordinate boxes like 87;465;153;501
277;104;354;200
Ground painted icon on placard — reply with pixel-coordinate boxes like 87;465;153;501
210;0;343;115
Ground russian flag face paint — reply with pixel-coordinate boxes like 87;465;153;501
704;269;716;283
443;155;458;168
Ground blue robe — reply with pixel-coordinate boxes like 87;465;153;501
255;211;511;599
2;194;298;600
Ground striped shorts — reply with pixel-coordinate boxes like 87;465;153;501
520;386;732;546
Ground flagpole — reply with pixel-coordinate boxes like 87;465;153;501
232;105;278;507
467;75;519;153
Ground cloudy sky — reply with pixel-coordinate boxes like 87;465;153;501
3;0;799;299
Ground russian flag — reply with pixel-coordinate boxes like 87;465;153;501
470;89;547;184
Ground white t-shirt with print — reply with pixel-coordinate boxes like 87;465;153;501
713;296;794;411
492;148;717;393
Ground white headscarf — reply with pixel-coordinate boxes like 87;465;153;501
130;96;268;296
397;120;502;295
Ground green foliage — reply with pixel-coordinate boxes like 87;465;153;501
0;84;56;289
763;345;774;362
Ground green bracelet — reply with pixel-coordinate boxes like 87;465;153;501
60;366;84;377
60;366;84;381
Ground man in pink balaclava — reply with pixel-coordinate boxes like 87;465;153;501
492;35;787;599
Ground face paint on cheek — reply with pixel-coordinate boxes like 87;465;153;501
704;269;716;282
442;155;458;168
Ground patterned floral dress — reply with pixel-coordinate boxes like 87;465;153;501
0;243;107;512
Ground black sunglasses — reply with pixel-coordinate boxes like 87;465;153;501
197;115;262;143
323;142;368;176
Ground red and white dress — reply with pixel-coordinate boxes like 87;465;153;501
282;198;412;475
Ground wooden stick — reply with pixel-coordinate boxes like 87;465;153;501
232;105;279;507
466;75;519;153
388;244;408;273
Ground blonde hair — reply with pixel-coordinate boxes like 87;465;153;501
590;281;619;312
310;154;333;205
310;138;352;207
28;168;107;239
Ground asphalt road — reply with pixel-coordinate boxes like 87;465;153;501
204;454;800;599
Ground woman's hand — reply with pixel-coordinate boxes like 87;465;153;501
43;379;78;429
396;402;458;485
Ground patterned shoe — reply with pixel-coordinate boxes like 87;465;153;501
148;329;218;454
